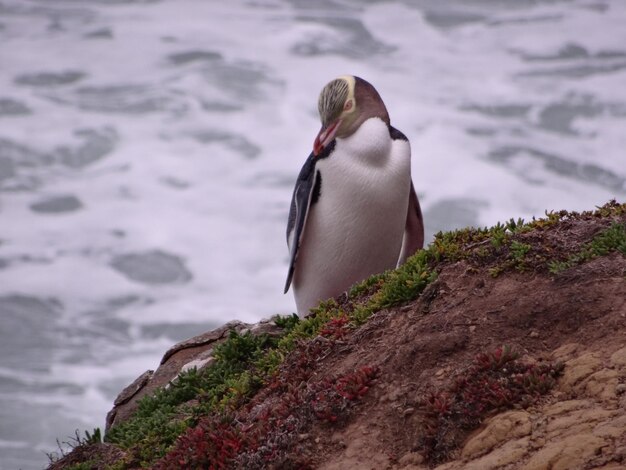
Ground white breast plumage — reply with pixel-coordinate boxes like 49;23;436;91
292;117;411;314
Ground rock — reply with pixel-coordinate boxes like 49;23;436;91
521;433;607;470
462;410;531;459
551;343;581;362
610;346;626;367
112;370;153;407
461;437;530;470
558;352;602;393
398;451;424;466
544;399;587;416
544;406;616;438
584;369;620;401
105;318;283;431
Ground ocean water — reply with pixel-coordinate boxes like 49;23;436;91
0;0;624;468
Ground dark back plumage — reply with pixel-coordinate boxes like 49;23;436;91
284;142;335;293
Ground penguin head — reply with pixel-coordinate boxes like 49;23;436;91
313;75;390;156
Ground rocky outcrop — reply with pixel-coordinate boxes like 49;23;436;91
106;319;284;431
432;344;626;470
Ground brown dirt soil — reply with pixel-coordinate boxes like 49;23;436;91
293;240;626;468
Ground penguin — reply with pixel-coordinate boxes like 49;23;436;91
284;75;424;316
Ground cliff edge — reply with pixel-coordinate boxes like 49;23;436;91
49;201;626;470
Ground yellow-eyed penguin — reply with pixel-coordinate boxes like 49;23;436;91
284;75;424;316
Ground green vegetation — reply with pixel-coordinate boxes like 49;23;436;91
105;330;287;463
66;463;97;470
509;240;532;265
549;222;626;273
83;428;102;445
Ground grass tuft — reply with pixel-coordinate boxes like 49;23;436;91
549;222;626;273
105;330;281;461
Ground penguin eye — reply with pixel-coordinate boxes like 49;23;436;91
343;99;353;112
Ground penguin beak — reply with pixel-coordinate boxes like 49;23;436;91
313;119;341;156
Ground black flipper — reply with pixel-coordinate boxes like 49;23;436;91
284;152;319;293
398;180;424;265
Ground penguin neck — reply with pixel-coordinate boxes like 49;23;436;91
335;117;392;166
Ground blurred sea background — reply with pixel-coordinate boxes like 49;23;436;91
0;0;624;468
